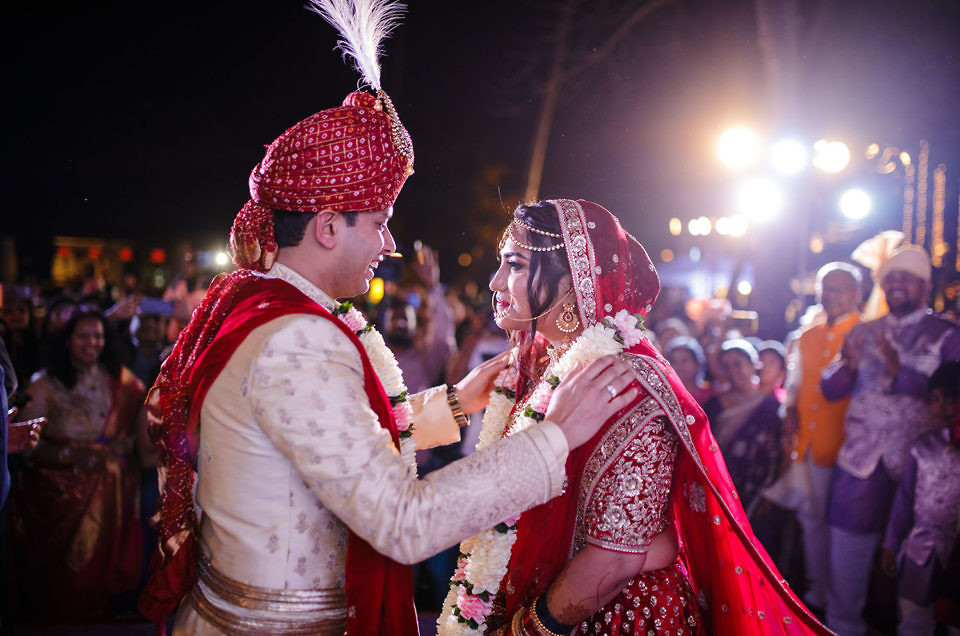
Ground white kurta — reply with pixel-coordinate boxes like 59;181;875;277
174;263;569;634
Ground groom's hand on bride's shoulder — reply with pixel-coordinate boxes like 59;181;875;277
545;355;638;449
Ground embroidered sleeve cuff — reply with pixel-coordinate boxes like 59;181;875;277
408;385;461;450
525;420;570;498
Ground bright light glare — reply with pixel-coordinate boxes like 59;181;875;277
368;277;385;303
735;178;784;221
899;151;911;166
668;217;682;236
215;251;229;267
687;217;712;236
839;189;871;220
714;216;748;237
717;127;760;170
865;143;880;159
697;216;711;236
771;139;807;176
813;140;851;173
728;215;748;237
737;280;752;296
810;235;824;254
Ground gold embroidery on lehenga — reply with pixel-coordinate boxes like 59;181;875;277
574;353;679;555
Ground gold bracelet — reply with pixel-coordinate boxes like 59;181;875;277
530;596;568;636
511;606;529;636
446;385;469;428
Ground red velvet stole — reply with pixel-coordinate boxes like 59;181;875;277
140;275;415;634
503;340;830;635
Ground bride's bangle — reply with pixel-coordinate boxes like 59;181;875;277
532;594;575;636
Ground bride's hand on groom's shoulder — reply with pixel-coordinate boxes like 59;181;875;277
454;350;511;415
545;355;638;449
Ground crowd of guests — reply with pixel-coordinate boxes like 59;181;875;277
654;249;960;636
2;243;960;635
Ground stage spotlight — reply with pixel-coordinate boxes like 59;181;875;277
810;235;825;254
728;215;748;237
771;139;807;176
735;178;784;221
717;127;760;170
839;189;871;220
813;140;851;173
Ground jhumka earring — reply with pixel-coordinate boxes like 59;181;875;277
556;301;580;333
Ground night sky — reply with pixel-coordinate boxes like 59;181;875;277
5;0;960;291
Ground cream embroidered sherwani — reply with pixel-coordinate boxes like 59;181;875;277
173;264;569;635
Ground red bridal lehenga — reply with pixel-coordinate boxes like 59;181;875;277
493;199;831;635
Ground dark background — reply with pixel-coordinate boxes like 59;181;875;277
4;0;960;333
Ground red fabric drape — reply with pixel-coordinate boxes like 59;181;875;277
140;273;415;634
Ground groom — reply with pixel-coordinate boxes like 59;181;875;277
140;66;636;636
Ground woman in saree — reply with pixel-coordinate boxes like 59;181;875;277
703;339;784;513
438;200;830;635
9;308;152;620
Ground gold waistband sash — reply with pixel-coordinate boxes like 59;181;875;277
189;554;347;635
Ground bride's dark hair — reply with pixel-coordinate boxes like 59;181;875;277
504;201;572;396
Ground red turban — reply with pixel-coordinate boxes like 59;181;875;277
230;90;414;271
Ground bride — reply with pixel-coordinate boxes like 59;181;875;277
439;199;830;635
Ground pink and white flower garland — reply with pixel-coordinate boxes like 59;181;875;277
437;310;645;635
333;302;417;474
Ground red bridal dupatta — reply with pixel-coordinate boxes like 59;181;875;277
139;270;416;635
503;200;831;634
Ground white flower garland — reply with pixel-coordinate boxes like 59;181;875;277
333;302;417;474
437;310;645;634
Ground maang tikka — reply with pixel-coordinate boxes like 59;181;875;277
556;300;580;333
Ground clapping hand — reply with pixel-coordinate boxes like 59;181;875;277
841;328;867;370
876;332;900;378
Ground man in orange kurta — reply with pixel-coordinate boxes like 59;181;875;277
765;262;862;612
